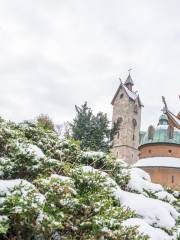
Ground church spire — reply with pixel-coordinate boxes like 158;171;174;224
124;70;134;91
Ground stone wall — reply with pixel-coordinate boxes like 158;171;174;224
112;145;139;165
111;85;141;165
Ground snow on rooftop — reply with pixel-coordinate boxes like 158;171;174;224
123;85;138;101
134;157;180;168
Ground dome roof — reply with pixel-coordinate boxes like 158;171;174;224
140;114;180;146
158;114;168;124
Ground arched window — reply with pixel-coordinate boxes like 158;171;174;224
168;126;174;139
133;134;135;141
117;117;123;127
134;104;138;114
148;125;155;140
132;119;137;128
120;93;124;99
117;131;120;139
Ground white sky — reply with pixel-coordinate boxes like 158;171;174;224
0;0;179;130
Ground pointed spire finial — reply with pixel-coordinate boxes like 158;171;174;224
128;68;132;74
124;69;134;90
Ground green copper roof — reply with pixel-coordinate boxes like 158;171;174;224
158;114;168;125
140;114;180;146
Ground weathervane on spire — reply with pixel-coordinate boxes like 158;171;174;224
128;68;132;74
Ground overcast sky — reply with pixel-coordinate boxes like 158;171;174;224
0;0;179;130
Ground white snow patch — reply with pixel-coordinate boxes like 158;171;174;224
115;158;129;168
82;151;105;158
122;218;172;240
50;174;72;182
128;168;163;194
124;85;138;101
155;191;176;203
80;166;108;178
114;188;179;229
0;158;9;165
131;168;151;182
0;179;34;196
28;144;45;158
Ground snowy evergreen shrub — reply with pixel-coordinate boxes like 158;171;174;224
81;152;130;189
0;174;142;240
0;117;179;239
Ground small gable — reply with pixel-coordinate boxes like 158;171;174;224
111;83;143;107
111;83;126;105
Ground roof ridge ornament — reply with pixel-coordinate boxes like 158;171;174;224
128;68;132;73
124;69;134;88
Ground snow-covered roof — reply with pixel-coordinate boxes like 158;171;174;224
111;82;143;106
124;85;137;101
134;157;180;169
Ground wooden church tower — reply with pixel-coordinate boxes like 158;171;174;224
111;72;143;164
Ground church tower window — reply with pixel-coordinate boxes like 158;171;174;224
148;125;155;140
133;134;135;140
120;93;124;99
132;119;137;128
134;104;138;113
168;126;174;139
117;131;120;139
117;117;123;127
